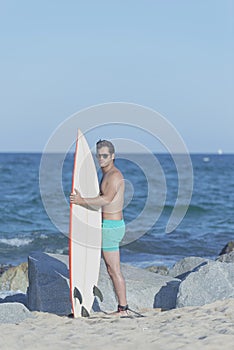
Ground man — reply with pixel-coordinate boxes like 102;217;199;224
70;139;128;315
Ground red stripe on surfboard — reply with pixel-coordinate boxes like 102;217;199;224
69;129;80;316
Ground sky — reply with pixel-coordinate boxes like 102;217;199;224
0;0;233;153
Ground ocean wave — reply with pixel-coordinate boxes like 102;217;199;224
0;238;33;247
162;204;209;214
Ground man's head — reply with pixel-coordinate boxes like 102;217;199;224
96;139;115;167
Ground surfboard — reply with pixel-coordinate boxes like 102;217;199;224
69;129;102;317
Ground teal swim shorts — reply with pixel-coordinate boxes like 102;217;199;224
102;219;125;252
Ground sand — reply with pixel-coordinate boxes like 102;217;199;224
1;298;233;350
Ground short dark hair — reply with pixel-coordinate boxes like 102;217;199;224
96;139;115;154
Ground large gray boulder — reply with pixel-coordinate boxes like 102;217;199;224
176;260;234;308
168;256;211;280
98;261;180;312
27;252;180;315
27;252;71;315
0;303;33;324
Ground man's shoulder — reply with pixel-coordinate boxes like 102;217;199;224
109;167;123;179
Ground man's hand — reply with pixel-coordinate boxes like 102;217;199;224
70;188;82;205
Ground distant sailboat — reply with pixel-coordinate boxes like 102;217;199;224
217;149;223;155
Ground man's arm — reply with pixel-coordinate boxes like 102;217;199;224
70;173;121;209
70;188;112;209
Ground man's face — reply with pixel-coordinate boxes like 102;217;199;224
96;146;114;168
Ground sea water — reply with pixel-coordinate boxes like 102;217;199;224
0;153;233;269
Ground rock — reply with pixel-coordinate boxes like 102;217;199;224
0;264;13;277
219;241;234;255
0;262;28;293
0;293;27;306
176;261;234;308
27;252;71;316
27;252;181;315
145;265;169;275
216;251;234;263
168;257;210;280
99;261;180;312
0;303;33;324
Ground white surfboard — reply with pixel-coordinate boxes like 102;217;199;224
69;129;102;317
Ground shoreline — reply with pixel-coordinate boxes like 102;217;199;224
0;250;233;349
1;246;233;303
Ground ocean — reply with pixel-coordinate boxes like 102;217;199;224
0;153;233;270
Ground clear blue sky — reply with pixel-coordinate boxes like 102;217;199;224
0;0;233;153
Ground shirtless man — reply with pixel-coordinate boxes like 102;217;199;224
70;139;128;315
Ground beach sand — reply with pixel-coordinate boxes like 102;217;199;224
1;298;233;350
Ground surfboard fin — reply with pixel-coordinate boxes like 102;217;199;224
73;287;82;304
81;306;90;317
93;285;103;302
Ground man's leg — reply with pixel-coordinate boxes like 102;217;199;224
102;250;127;307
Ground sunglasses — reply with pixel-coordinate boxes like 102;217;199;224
96;153;110;159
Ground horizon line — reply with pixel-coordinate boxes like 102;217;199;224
0;151;233;155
